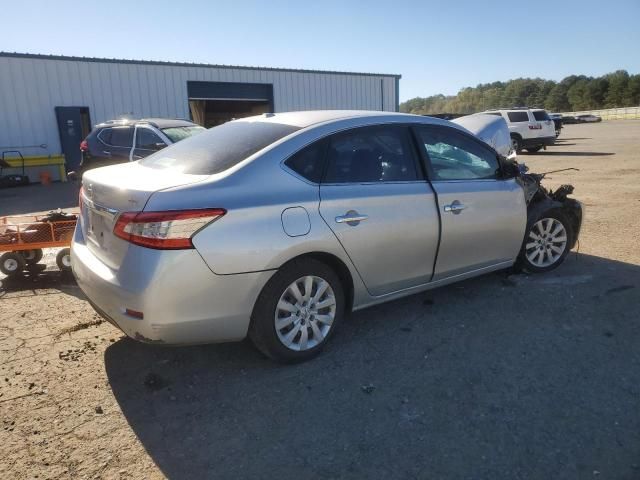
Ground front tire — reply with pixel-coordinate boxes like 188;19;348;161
518;211;573;273
249;258;345;363
526;146;542;153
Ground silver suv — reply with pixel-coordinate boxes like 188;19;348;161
483;108;556;153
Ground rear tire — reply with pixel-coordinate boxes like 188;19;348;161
56;248;72;271
0;252;26;276
249;258;345;363
517;210;573;273
21;249;44;265
510;135;522;153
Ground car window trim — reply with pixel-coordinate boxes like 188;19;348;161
280;124;427;186
98;126;134;148
411;124;505;182
320;124;425;185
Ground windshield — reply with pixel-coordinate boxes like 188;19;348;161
161;125;206;143
141;121;300;175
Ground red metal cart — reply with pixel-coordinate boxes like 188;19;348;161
0;211;77;276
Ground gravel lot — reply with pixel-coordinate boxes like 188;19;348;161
1;121;639;479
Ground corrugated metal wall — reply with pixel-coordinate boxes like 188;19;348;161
0;55;399;156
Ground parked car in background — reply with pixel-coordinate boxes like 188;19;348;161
576;114;602;123
76;118;205;177
561;115;579;124
549;113;563;137
482;108;556;153
72;110;583;363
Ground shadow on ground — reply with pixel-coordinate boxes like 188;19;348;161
0;267;84;300
104;253;640;479
534;151;615;157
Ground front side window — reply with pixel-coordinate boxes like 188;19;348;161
323;126;420;184
507;111;530;122
417;127;500;181
136;128;164;150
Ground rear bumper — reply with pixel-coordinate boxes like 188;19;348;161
522;136;556;148
71;225;273;345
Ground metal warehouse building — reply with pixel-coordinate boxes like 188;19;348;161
0;52;401;178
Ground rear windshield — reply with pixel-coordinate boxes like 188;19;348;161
532;110;550;121
141;121;300;175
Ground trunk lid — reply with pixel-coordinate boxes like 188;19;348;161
80;162;208;268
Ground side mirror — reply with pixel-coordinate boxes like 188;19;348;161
501;159;522;178
153;142;167;151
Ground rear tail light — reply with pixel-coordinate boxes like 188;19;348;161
113;209;226;249
80;140;89;152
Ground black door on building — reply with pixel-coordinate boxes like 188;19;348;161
55;106;91;171
187;81;274;127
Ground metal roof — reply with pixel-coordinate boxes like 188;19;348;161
0;52;402;79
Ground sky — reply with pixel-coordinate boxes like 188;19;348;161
1;0;639;102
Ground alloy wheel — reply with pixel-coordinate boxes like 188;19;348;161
274;275;336;351
525;218;568;268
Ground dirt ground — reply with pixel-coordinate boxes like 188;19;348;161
1;121;639;479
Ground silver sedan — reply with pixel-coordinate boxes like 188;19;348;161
71;111;583;362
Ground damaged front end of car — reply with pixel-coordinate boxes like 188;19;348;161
515;164;583;249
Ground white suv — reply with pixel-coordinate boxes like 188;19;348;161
483;108;556;153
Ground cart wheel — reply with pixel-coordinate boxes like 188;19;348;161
21;249;44;265
56;248;72;271
0;252;26;276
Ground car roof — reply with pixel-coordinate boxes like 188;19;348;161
95;118;198;129
232;110;450;129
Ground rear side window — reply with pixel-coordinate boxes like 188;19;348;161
285;141;327;183
507;111;529;122
97;128;112;145
110;127;134;147
532;110;550;121
485;112;502;116
324;126;420;184
141;121;300;175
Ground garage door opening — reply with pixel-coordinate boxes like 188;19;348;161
187;81;274;128
189;99;271;128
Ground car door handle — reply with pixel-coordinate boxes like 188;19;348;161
102;150;111;157
443;203;466;213
335;211;369;224
133;155;143;160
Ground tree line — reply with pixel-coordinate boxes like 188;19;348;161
400;70;640;115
